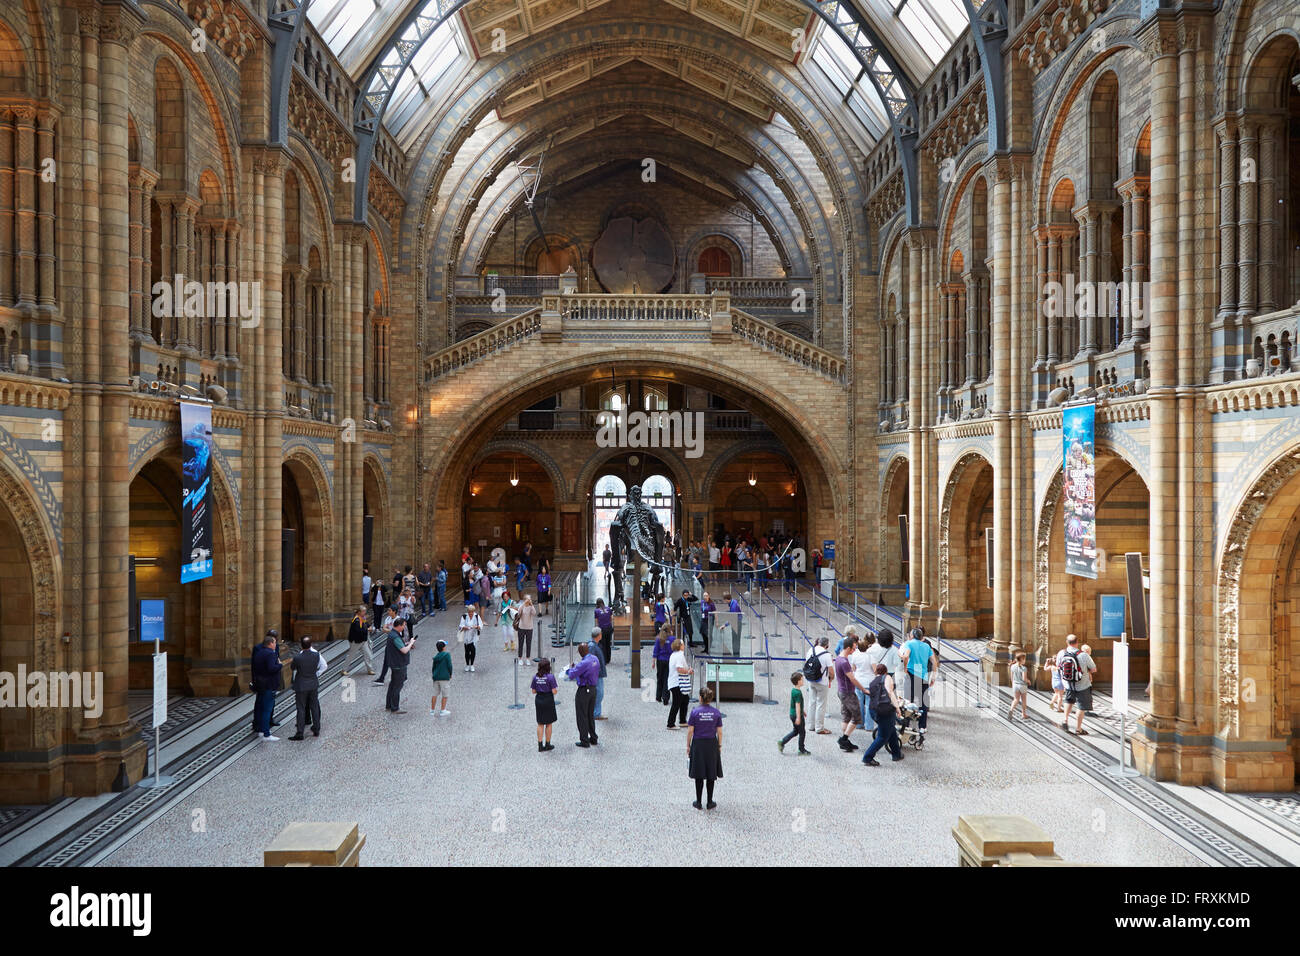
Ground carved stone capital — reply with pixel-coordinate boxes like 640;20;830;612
99;1;145;46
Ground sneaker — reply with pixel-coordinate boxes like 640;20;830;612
372;679;384;685
261;734;280;742
863;758;881;766
440;709;450;716
470;665;476;672
429;709;438;716
575;742;591;748
777;740;785;753
366;669;375;675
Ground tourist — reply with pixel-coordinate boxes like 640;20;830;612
516;594;537;662
373;606;398;685
403;565;417;599
288;635;326;740
384;618;415;713
370;578;386;624
653;593;670;635
418;563;434;616
536;566;552;616
590;626;609;720
778;671;810;754
850;632;876;734
458;604;482;671
435;560;448;610
1057;634;1096;735
652;625;674;704
686;686;723;810
862;663;904;766
399;587;415;625
460;552;473;594
900;627;936;732
531;659;559;752
835;636;864;752
476;566;493;611
699;591;716;653
802;635;834;735
667;638;692;728
720;541;732;575
708;540;721;573
497;588;517;651
863;630;902;735
565;641;600;747
1046;654;1064;711
361;566;372;606
251;630;282;741
674;589;696;646
1009;651;1030;721
594;598;614;662
429;639;452;716
602;543;613;580
342;606;375;677
515;557;527;593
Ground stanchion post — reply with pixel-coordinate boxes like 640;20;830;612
508;651;525;710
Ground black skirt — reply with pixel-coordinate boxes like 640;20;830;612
534;691;557;726
688;736;723;781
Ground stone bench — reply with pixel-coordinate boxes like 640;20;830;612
264;822;366;867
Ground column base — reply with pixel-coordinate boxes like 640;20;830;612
0;725;152;802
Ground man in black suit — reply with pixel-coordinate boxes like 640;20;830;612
289;636;327;739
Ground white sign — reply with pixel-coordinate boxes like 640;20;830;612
152;652;167;728
1111;639;1128;710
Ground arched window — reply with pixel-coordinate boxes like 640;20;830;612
697;247;732;277
643;387;668;411
642;474;675;534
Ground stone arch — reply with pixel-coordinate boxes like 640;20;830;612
0;450;62;796
282;446;336;622
0;16;28;94
578;445;699;503
938;451;995;638
1215;444;1300;770
879;453;910;596
699;440;792;503
685;230;748;278
363;453;390;576
473;439;567;501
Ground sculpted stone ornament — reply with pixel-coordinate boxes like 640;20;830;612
608;484;666;612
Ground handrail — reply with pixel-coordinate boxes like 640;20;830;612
730;309;847;385
542;292;725;323
424;308;542;382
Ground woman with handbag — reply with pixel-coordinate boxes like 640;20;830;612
458;604;482;671
666;639;692;729
497;589;517;652
516;595;537;662
686;686;723;809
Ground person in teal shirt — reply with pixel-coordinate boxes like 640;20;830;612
900;628;935;731
430;640;453;716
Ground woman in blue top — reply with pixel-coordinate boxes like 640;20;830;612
536;569;552;615
686;686;723;810
435;560;448;610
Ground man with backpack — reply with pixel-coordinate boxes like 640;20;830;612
802;636;834;736
1056;633;1097;735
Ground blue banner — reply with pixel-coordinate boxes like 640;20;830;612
180;401;214;583
1062;402;1097;579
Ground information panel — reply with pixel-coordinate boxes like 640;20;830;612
1062;402;1097;579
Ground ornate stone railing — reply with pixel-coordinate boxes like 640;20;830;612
704;277;811;300
543;293;723;323
424;309;542;382
730;309;847;385
1246;303;1300;377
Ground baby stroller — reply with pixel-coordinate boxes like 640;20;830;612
897;700;926;750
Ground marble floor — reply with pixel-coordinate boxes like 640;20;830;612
94;602;1217;867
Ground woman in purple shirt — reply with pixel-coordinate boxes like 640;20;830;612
686;686;724;810
530;659;559;752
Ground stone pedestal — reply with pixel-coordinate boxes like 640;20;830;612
265;821;366;866
952;814;1056;867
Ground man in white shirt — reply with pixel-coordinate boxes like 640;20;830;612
1057;633;1097;735
708;542;721;572
849;634;876;734
361;568;371;605
804;636;834;735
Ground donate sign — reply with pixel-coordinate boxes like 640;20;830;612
140;599;166;643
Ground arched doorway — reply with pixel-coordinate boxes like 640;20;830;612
128;452;235;695
705;450;806;544
940;454;994;639
462;451;557;568
363;457;389;578
1037;450;1151;684
589;455;680;555
880;456;910;603
1218;452;1300;789
281;454;331;643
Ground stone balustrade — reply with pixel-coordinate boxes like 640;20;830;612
424;309;542;382
543;292;725;323
730;310;847;385
705;276;811;300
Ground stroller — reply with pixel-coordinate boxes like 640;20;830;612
896;700;926;750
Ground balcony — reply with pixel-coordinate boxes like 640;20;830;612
502;408;773;435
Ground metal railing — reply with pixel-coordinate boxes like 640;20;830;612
482;274;563;296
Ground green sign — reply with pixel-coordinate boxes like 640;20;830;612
706;663;754;683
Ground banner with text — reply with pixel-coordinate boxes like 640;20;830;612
180;401;214;583
1062;402;1097;579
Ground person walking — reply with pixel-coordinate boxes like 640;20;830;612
593;599;614;663
516;595;537;662
778;671;810;754
652;625;674;705
850;633;876;736
288;635;326;740
565;642;600;747
531;659;559;751
686;686;723;810
666;639;692;729
497;589;517;652
342;606;374;677
536;567;551;616
674;589;696;647
835;636;865;752
590;627;609;720
251;630;283;741
429;640;453;716
802;636;834;735
900;627;937;733
1057;634;1097;735
458;604;482;671
1009;651;1030;721
862;663;904;766
384;618;416;713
